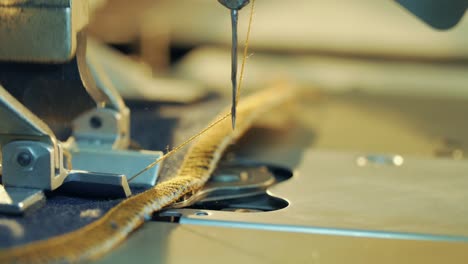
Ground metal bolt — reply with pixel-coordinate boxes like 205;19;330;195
17;151;33;167
195;211;209;216
89;116;102;129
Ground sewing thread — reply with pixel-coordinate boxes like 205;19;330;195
129;0;256;182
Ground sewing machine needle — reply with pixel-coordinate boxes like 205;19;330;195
230;9;238;130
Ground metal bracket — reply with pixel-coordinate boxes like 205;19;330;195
0;0;163;215
69;149;162;189
72;107;130;150
0;89;134;214
170;162;288;209
2;141;67;190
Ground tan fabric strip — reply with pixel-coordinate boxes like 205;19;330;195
0;83;296;263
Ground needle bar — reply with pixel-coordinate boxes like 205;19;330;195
230;9;239;129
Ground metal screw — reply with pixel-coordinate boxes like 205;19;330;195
89;116;102;129
195;211;209;216
17;151;33;167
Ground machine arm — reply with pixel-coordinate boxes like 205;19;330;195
396;0;468;30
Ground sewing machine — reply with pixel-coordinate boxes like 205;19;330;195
0;0;163;213
1;0;468;263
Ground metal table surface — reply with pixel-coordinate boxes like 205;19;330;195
96;92;468;263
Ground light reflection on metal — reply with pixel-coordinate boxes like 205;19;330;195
356;154;404;167
393;155;404;166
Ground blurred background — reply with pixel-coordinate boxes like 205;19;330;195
86;0;468;159
88;0;468;98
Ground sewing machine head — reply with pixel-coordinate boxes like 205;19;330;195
0;0;88;62
0;0;162;214
0;0;255;215
0;0;466;215
397;0;467;30
2;1;468;263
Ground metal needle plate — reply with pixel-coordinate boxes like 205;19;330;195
171;163;279;209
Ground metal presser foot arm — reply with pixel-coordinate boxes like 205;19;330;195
0;84;135;214
0;0;163;214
